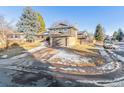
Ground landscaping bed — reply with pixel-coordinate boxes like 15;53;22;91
48;45;105;68
44;45;120;75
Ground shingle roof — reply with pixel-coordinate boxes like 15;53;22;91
49;22;77;30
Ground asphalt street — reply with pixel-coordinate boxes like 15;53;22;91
113;42;124;57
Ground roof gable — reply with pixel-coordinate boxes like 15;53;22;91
49;22;77;30
53;23;70;28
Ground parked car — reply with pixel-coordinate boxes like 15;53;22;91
103;40;118;49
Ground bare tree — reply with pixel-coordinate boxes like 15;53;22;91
0;16;6;48
0;15;13;48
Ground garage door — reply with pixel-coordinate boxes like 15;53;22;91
53;37;67;47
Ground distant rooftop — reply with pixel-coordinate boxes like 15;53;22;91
49;21;78;30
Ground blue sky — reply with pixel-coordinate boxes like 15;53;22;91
0;6;124;35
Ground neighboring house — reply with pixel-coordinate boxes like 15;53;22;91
0;28;18;48
77;31;88;44
48;22;78;47
35;31;49;41
7;29;48;41
0;28;25;41
77;31;92;44
8;33;25;41
0;28;13;39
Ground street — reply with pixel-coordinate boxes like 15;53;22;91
113;42;124;57
0;46;121;86
0;43;124;87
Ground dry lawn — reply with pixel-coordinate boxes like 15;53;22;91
70;43;105;66
20;41;41;50
71;42;98;55
0;40;42;58
8;40;42;50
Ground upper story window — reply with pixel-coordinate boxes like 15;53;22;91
15;35;20;38
10;35;13;38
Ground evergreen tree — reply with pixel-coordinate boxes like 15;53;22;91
112;31;118;40
94;24;105;41
117;28;123;41
36;12;46;33
16;7;39;42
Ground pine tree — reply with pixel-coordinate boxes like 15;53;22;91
36;12;46;33
16;7;39;42
94;24;105;41
117;28;123;41
112;31;118;40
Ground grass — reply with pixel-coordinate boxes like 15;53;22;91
8;40;42;50
20;41;42;50
71;42;98;55
72;43;105;65
0;40;42;58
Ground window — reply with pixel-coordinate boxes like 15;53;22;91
15;35;20;38
10;35;13;38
